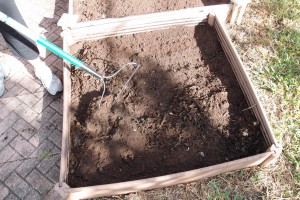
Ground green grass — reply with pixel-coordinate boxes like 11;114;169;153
38;151;57;160
267;0;300;22
261;0;300;186
207;179;245;200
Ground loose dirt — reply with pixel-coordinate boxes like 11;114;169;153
68;1;266;187
74;0;228;21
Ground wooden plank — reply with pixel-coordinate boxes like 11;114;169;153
72;4;230;29
69;4;231;42
260;144;282;167
59;0;73;187
66;152;272;200
69;0;73;15
60;36;72;186
213;16;278;147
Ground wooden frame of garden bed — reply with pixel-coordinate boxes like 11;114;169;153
59;2;282;199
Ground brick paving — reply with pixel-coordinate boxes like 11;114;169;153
0;0;67;199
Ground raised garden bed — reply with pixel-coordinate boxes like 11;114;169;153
58;1;281;199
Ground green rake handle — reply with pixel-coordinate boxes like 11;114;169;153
0;11;103;79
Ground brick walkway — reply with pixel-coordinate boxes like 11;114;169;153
0;0;67;199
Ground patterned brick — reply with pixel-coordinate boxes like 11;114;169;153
26;170;53;195
0;97;22;120
0;183;9;199
17;93;41;107
34;91;46;99
40;18;57;30
0;95;22;108
50;98;63;115
15;103;39;123
4;79;17;91
45;23;60;36
51;58;63;72
46;165;60;183
29;124;56;147
5;173;31;198
12;119;37;140
19;76;41;93
3;82;24;98
29;139;55;158
32;93;55;114
19;88;32;96
44;54;59;67
5;193;19;200
56;0;68;11
0;128;18;151
0;146;16;162
31;106;56;130
37;152;60;175
54;8;67;20
0;104;11;120
37;147;60;174
47;129;62;148
0;112;19;135
10;136;35;158
25;190;42;200
7;71;25;84
16;158;40;178
54;70;63;83
24;63;35;75
0;153;22;181
49;113;63;131
46;33;60;45
54;26;63;37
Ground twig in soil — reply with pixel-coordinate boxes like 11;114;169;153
160;113;167;126
242;104;257;111
171;141;181;150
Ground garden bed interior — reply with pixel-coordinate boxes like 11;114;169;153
68;22;268;187
59;1;281;198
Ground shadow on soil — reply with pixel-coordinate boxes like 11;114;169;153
194;23;266;160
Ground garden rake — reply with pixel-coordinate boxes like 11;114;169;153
0;11;140;105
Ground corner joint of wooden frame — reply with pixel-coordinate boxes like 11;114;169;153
58;13;79;30
260;144;282;168
61;29;76;45
54;182;70;198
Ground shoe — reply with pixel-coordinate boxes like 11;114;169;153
34;66;63;96
0;54;10;78
43;73;63;95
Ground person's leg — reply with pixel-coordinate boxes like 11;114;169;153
0;66;5;96
28;58;62;95
0;0;62;96
0;0;39;60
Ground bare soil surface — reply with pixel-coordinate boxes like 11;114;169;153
73;0;229;21
68;22;266;187
68;0;266;188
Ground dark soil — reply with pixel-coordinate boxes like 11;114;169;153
74;0;229;21
68;1;266;188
